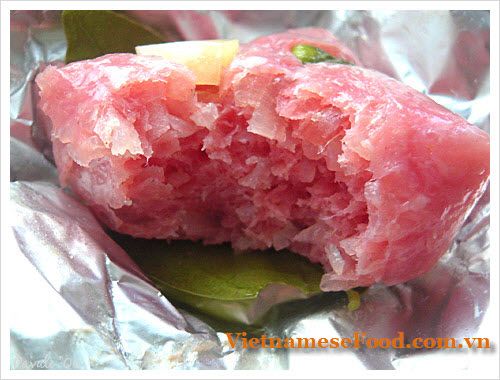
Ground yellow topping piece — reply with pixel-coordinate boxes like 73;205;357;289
136;39;240;86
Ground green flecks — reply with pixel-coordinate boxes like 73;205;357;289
346;289;361;311
291;44;353;65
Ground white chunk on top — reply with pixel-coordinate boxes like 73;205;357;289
135;39;240;86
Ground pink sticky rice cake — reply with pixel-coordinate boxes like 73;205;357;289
36;28;490;291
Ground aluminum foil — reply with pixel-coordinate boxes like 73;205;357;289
9;10;490;370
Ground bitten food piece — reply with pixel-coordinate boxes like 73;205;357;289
36;28;490;291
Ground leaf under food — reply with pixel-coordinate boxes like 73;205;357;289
63;10;164;63
111;234;324;325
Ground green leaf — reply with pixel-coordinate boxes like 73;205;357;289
111;234;324;326
62;10;165;63
291;44;353;65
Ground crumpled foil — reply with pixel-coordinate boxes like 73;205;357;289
9;10;490;370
